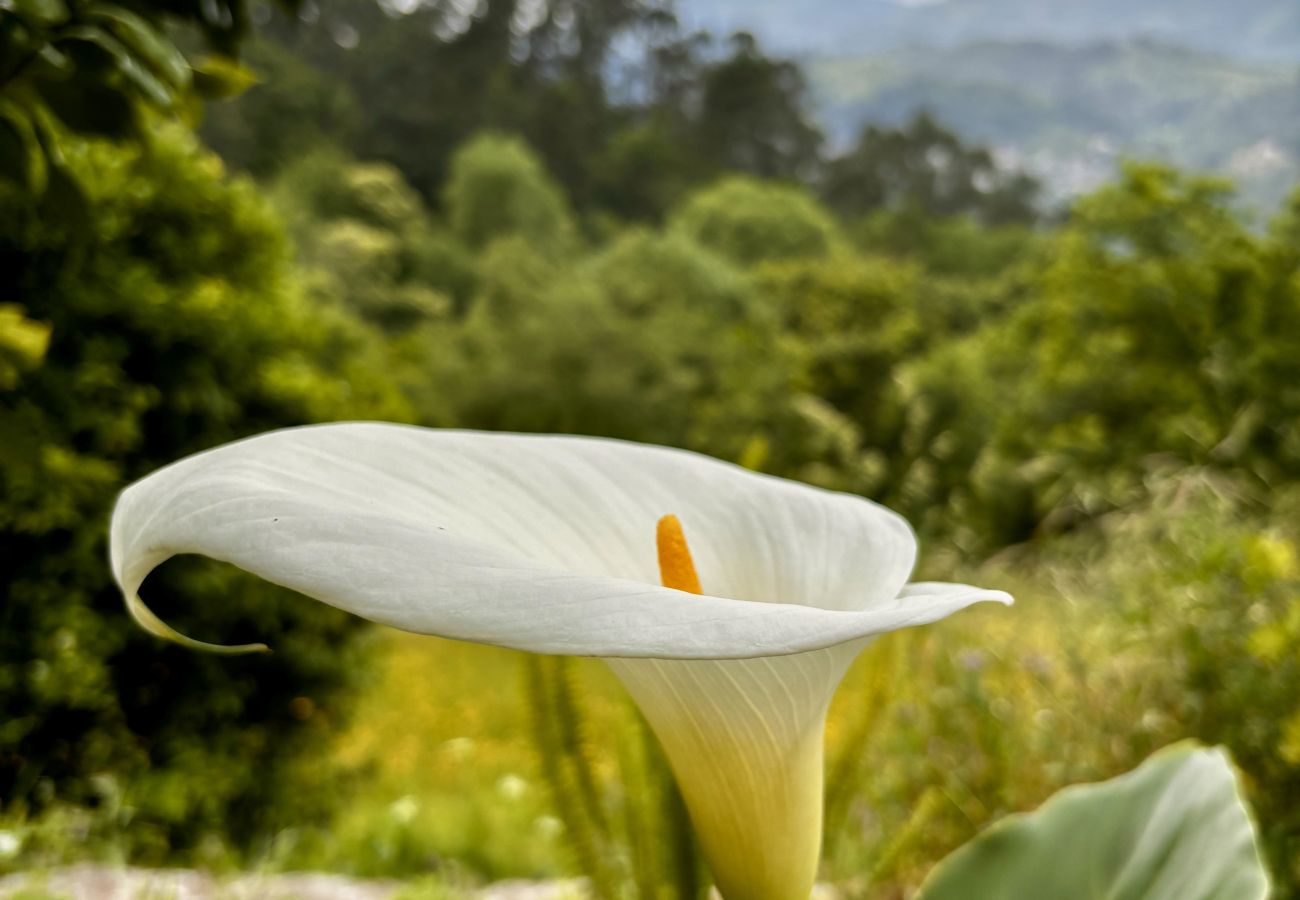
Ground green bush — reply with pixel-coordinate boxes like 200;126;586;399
0;125;409;866
424;227;798;465
885;167;1300;548
442;133;575;256
271;152;471;331
670;176;841;267
754;254;920;491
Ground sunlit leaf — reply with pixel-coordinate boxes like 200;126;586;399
190;55;260;99
86;2;191;88
59;23;174;108
34;42;72;74
916;743;1269;900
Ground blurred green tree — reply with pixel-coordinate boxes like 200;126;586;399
670;175;840;267
271;150;475;330
888;166;1300;547
0;125;409;860
755;254;920;492
823;112;1040;225
197;2;828;225
203;0;681;207
589;121;703;224
197;38;360;178
1012;165;1296;520
426;224;799;465
443;132;576;256
693;32;823;182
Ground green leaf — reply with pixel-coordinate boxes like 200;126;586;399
58;23;174;108
0;98;47;192
84;2;190;88
915;743;1270;900
35;42;73;74
0;304;52;390
190;55;260;100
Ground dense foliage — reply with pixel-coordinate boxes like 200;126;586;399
0;125;408;861
0;0;270;209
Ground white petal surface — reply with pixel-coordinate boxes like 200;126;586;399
110;423;1010;659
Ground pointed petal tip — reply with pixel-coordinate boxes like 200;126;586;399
982;588;1015;607
127;592;271;656
901;581;1015;607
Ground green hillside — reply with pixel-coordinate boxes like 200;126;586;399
810;40;1300;207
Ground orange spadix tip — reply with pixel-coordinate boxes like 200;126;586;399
656;513;702;595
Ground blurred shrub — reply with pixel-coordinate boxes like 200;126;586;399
426;227;801;465
0;305;50;390
670;176;840;267
884;166;1300;549
851;208;1042;283
0;125;409;866
755;255;919;487
199;40;362;177
814;471;1299;895
271;151;471;332
1068;472;1300;889
443;133;575;257
0;0;272;224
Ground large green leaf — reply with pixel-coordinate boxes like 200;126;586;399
916;743;1269;900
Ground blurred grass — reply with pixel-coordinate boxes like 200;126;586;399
820;565;1175;895
279;636;568;881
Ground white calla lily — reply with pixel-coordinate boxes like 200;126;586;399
109;423;1011;900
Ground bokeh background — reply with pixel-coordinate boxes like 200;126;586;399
3;0;1300;896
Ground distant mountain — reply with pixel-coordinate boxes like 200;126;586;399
673;0;1300;206
809;39;1300;207
676;0;1300;65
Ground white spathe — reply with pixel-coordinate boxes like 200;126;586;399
109;423;1011;900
